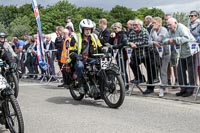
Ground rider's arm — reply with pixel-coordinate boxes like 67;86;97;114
4;42;17;58
2;43;17;67
69;37;78;53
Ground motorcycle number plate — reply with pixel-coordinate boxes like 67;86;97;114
101;59;109;69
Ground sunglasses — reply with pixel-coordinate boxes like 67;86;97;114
189;15;197;18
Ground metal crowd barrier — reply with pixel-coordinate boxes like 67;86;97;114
118;44;200;101
19;44;200;101
18;49;64;83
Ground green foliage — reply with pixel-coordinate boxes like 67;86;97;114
110;5;136;25
136;7;165;20
17;4;33;17
0;5;18;27
173;12;188;26
40;0;77;33
9;16;32;39
0;22;7;33
0;0;191;38
75;7;115;30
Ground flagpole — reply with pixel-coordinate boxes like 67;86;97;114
32;0;48;73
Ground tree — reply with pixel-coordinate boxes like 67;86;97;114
9;16;32;39
0;22;7;34
17;4;33;17
0;0;181;37
110;5;136;26
136;7;165;20
40;0;77;33
0;5;18;27
173;12;188;26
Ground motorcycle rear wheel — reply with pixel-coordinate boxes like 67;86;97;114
69;83;84;101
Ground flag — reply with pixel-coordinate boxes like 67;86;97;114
32;0;48;71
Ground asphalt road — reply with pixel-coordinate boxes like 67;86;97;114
1;81;200;133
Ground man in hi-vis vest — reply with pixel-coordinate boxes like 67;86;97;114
68;19;103;94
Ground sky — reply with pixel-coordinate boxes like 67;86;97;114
0;0;199;13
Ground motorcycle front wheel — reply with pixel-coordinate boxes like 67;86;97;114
2;95;24;133
103;70;125;108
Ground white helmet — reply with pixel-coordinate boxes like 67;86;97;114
79;19;94;33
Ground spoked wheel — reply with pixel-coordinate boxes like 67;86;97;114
6;73;19;98
69;82;84;101
2;95;24;133
103;71;125;108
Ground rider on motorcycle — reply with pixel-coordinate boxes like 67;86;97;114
69;19;103;93
0;32;18;70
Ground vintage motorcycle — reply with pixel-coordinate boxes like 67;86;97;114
68;53;125;108
0;59;19;98
0;59;24;133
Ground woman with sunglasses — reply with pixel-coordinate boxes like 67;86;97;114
109;22;129;91
188;10;200;42
188;10;200;78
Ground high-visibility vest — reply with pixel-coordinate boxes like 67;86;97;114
71;33;102;55
60;37;71;64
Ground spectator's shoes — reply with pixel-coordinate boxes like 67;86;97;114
38;76;44;80
50;77;57;82
153;79;160;83
172;82;179;89
58;84;64;87
182;92;193;97
176;91;186;96
158;89;164;97
33;76;38;79
168;80;171;85
130;79;145;84
143;89;154;95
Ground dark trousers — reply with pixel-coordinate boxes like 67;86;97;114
45;54;56;75
32;55;39;76
130;55;158;90
25;54;34;74
116;55;129;88
177;54;197;92
58;61;71;85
